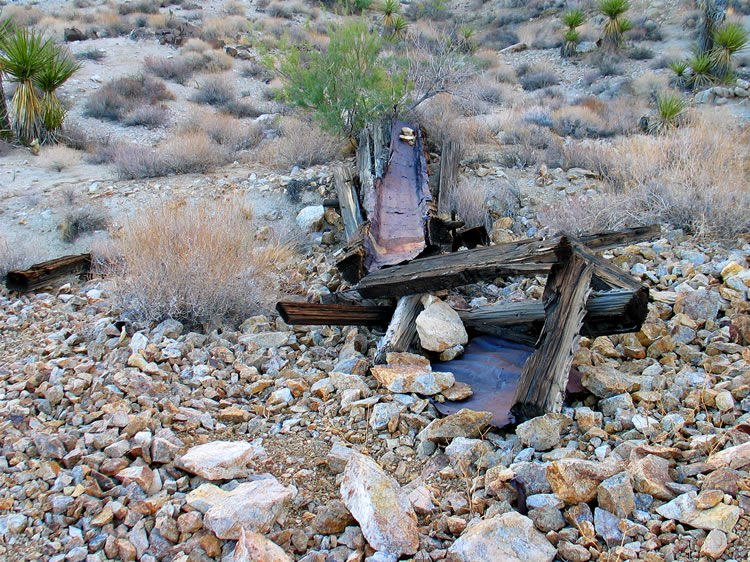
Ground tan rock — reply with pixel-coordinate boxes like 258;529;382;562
418;408;493;443
707;442;750;470
416;300;468;352
232;528;291;562
628;454;675;501
547;459;623;504
176;440;264;480
371;365;454;395
441;382;473;401
700;529;728;558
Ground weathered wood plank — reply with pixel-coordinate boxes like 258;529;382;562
276;301;394;326
333;166;364;240
336;221;371;285
374;294;423;364
511;240;594;420
437;140;461;210
356;225;659;298
6;254;92;292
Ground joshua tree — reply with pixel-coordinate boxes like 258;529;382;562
36;47;81;142
561;9;586;57
598;0;632;51
710;22;748;79
698;0;728;55
381;0;400;28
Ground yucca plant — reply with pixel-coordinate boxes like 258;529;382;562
710;22;749;79
0;27;55;145
36;48;81;141
688;52;714;90
458;25;476;53
649;92;685;133
698;0;727;55
381;0;400;28
561;9;586;57
668;59;689;89
598;0;631;50
0;21;12;140
389;14;408;41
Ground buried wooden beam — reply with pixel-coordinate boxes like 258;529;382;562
6;254;92;292
511;239;594;421
356;225;660;298
276;301;394;327
374;294;423;364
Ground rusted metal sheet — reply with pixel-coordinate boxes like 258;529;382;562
431;335;583;428
363;120;431;272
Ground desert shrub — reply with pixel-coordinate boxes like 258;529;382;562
76;49;106;62
143;56;193;84
260;118;342;170
0;233;27;280
190;74;236;105
598;0;633;51
241;61;274;81
84;74;174;121
41;145;82;172
223;1;246;15
519;69;559;91
182;113;262;150
60;205;109;242
106;199;294;328
0;6;44;27
647;92;685;133
478;29;520;50
122;105;169;128
111;143;169;178
413;94;491;152
552;106;609;138
267;2;292;18
629;46;655;60
220;99;265;118
561;109;750;238
180;48;234;73
591;52;625;76
118;1;159;15
98;12;134;37
58;123;93;151
628;17;663;42
202;15;247;40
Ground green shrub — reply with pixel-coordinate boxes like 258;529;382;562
648;92;685;133
688;52;714;89
277;19;408;137
711;22;748;79
598;0;632;50
561;9;586;57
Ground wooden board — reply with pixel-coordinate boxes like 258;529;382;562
6;254;92;292
333;165;364;240
276;301;394;326
374;294;423;363
356;225;659;298
511;239;593;420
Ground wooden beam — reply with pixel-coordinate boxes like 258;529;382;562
333;166;364;240
374;295;423;364
276;301;394;326
336;222;371;285
6;254;92;292
356;225;659;298
511;239;594;420
437;140;461;208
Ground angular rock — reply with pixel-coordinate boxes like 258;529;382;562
232;528;291;562
594;507;622;545
371;365;454;395
655;491;740;533
441;382;473;401
327;442;354;474
628;454;675;500
581;367;639;398
707;441;750;470
312;499;355;534
447;512;556;561
340;452;418;557
547;459;622;504
674;289;721;322
516;414;572;452
186;477;296;539
415;300;468;353
597;471;635;518
418;409;493;443
296;205;325;232
700;529;728;558
176;440;265;480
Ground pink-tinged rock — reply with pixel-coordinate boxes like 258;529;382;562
416;300;468;352
176;440;265;480
628;454;675;501
340;452;419;557
547;459;623;504
447;512;556;561
371;365;454;395
232;528;291;562
115;465;154;493
707;442;750;470
656;491;740;533
186;476;296;540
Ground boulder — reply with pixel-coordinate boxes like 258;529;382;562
547;459;623;504
232;528;291;562
418;409;493;443
296;205;325;232
340;452;419;557
655;491;740;533
447;512;556;561
176;440;265;480
415;300;468;352
370;365;454;395
516;414;572;452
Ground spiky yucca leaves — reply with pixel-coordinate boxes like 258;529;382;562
0;21;12;140
648;92;685;133
389;14;408;41
710;22;748;79
36;48;81;140
381;0;400;28
561;9;586;57
668;60;689;89
598;0;631;50
458;25;476;53
688;52;714;89
0;27;55;144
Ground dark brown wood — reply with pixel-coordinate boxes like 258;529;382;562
336;222;370;285
276;301;394;326
512;240;594;420
374;294;423;364
453;226;489;251
437;140;461;208
323;198;340;208
459;288;647;338
356;225;659;298
6;253;92;292
333;165;364;240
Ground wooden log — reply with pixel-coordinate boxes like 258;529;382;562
6;253;92;292
453;226;489;251
356;225;659;298
358;126;375;216
336;221;370;285
459;288;647;338
374;294;423;364
437;140;461;209
276;301;394;326
511;240;594;421
333;165;364;240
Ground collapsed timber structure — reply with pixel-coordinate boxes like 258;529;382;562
279;119;660;425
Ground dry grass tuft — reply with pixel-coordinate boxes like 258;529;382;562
181;113;263;150
40;146;83;172
60;206;109;243
105;199;295;328
84;74;174;122
0;233;28;280
258;118;343;170
202;15;247;40
190;74;236;105
414;94;493;153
